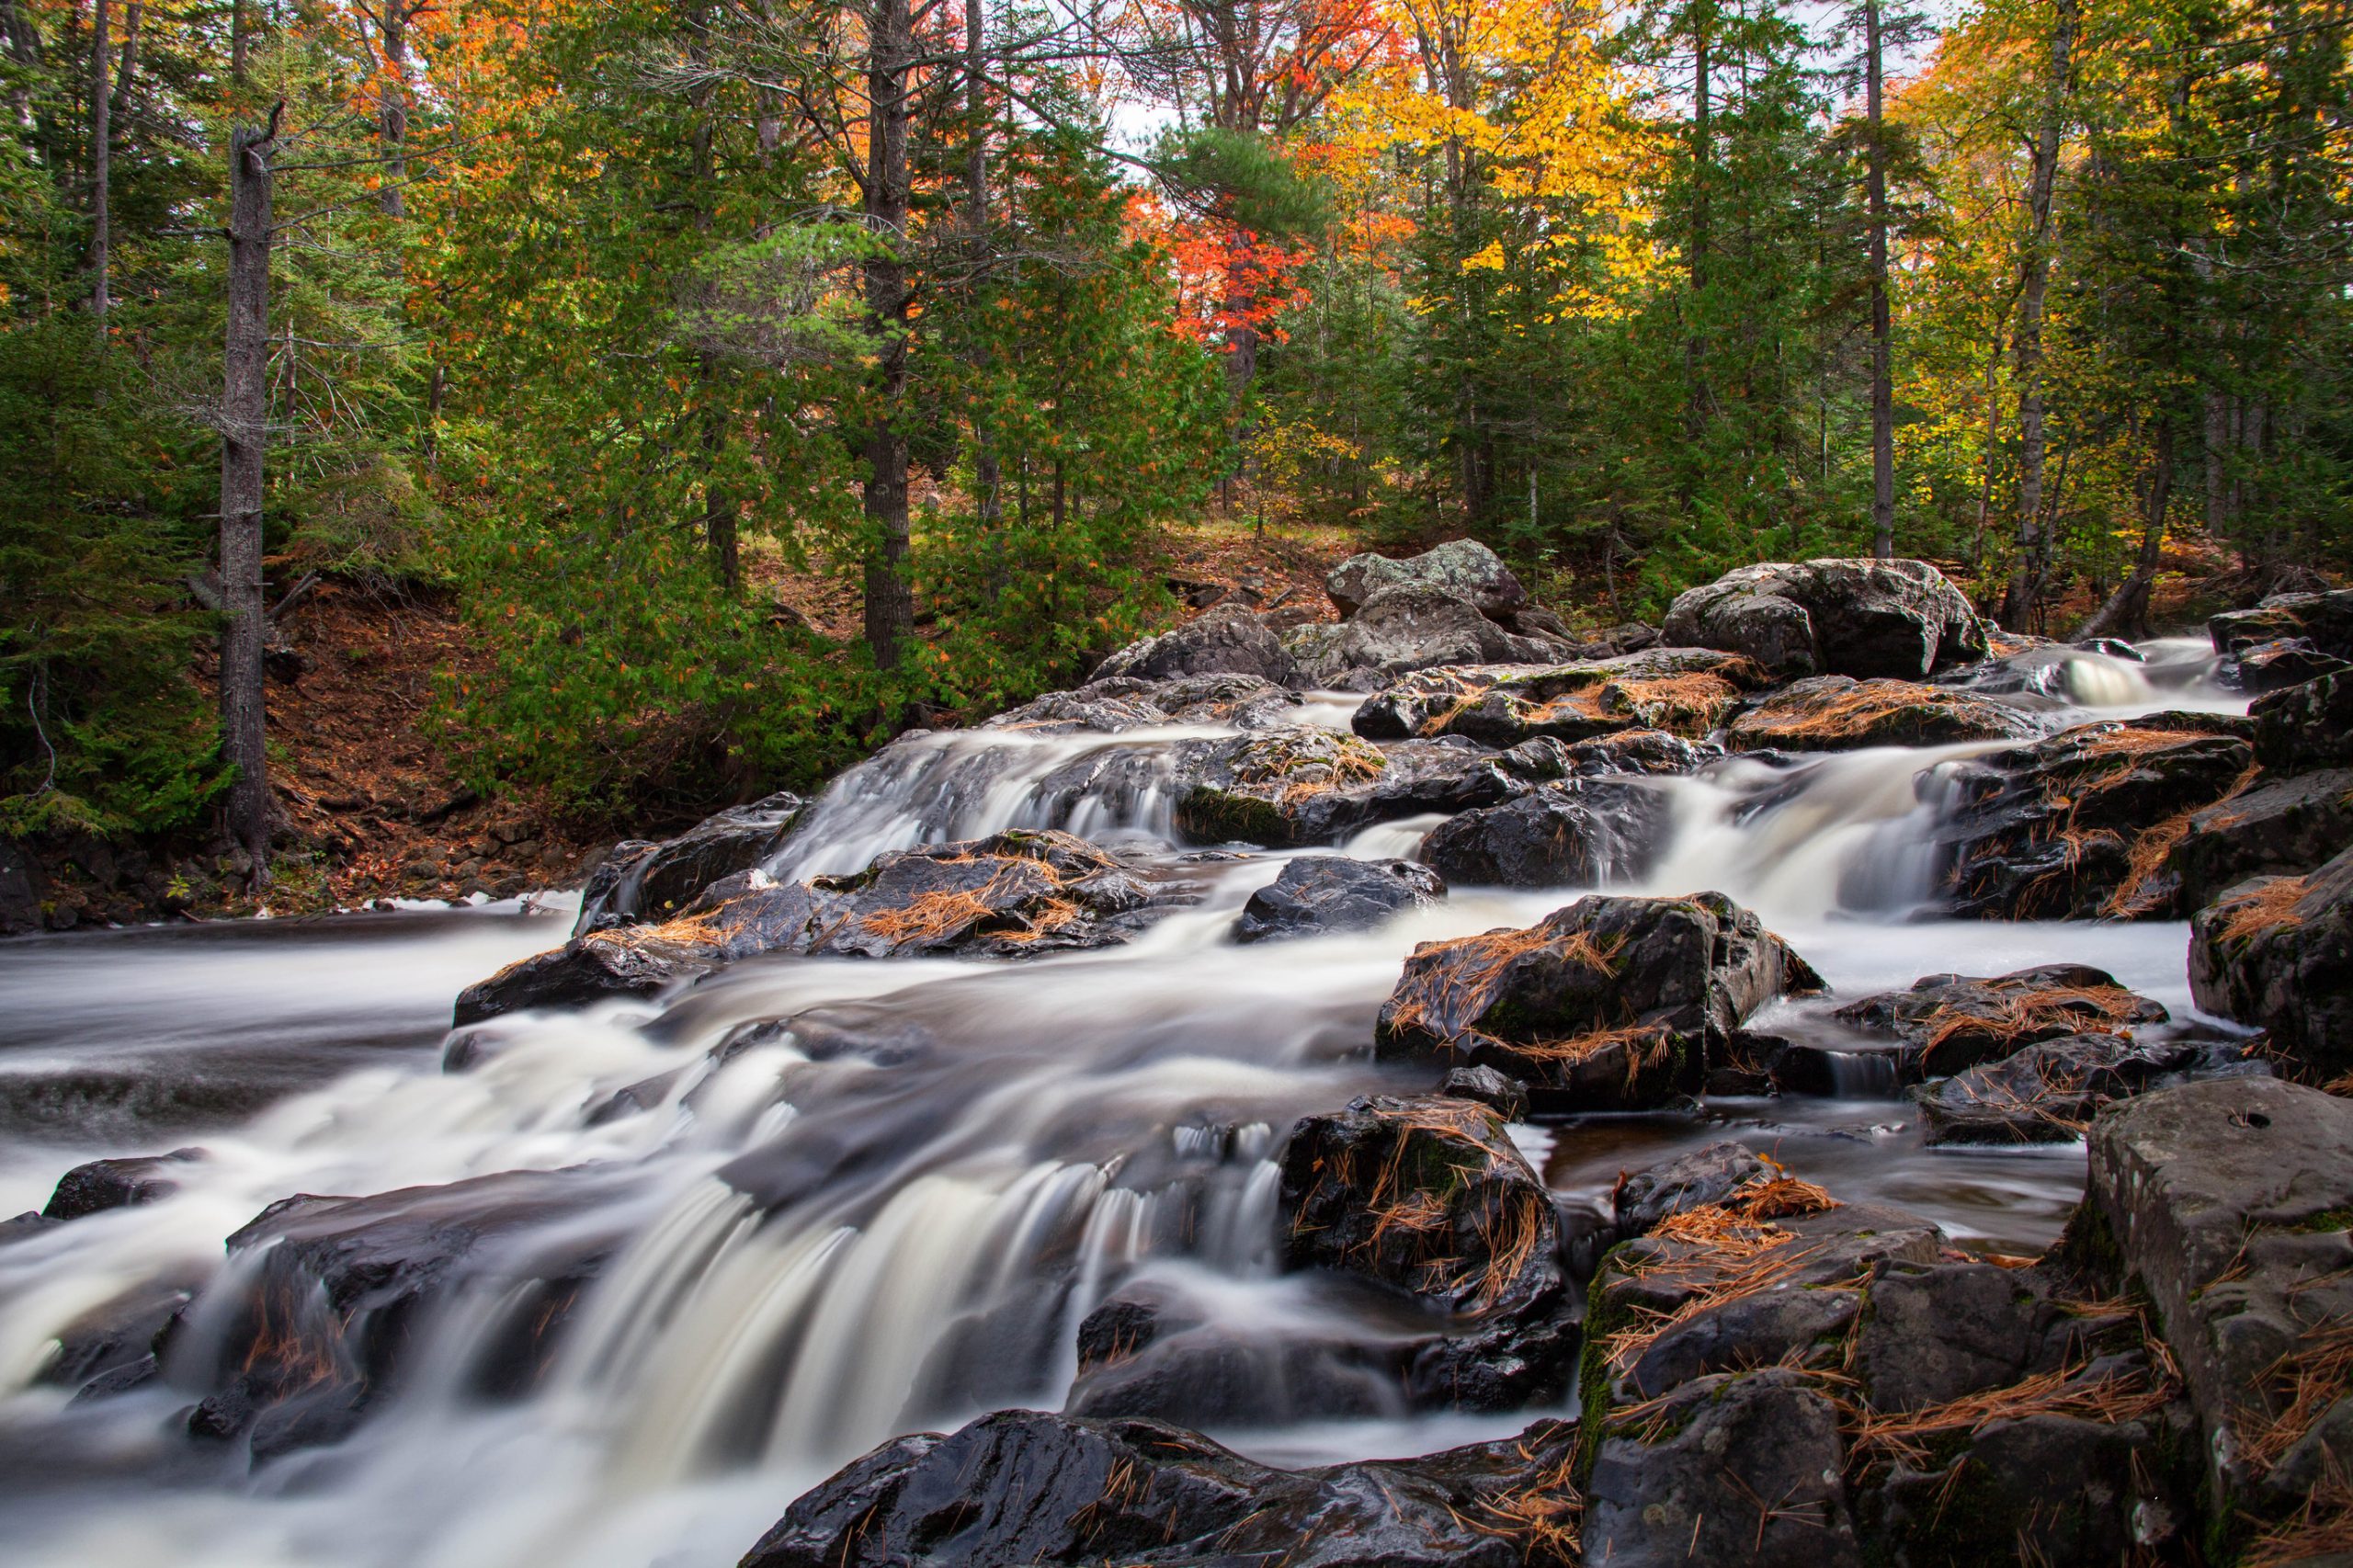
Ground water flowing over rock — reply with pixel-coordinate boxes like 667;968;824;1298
2188;845;2353;1082
1325;538;1528;619
1930;712;2256;919
1661;558;1988;679
1722;676;2038;751
1088;602;1299;686
737;1409;1579;1568
1351;649;1766;745
1230;856;1444;943
574;790;804;934
1374;893;1823;1111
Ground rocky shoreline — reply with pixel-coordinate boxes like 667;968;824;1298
10;546;2350;1565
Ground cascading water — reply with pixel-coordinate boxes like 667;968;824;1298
0;642;2247;1568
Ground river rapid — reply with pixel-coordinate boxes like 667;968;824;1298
0;638;2248;1568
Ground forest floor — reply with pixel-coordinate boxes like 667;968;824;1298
234;513;1370;915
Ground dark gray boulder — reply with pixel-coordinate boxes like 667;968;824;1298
2221;637;2350;693
2188;846;2353;1082
1611;1140;1769;1236
1374;893;1823;1111
42;1148;203;1220
2210;587;2353;661
1090;604;1298;686
1830;963;2169;1084
1325;539;1527;619
2252;667;2353;773
573;790;803;934
1662;559;1988;680
1418;778;1672;888
1284;585;1560;691
2166;767;2353;908
736;1408;1579;1568
1723;676;2038;751
985;673;1301;733
454;927;710;1027
1172;729;1523;847
1916;1032;2253;1145
1230;856;1443;943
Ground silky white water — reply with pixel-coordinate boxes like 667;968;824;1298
0;643;2246;1568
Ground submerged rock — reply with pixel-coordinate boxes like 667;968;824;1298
1351;649;1765;746
2188;845;2353;1081
1931;712;2256;919
1661;558;1987;680
573;790;803;934
1722;676;2038;751
1090;602;1298;686
1230;856;1443;943
1374;893;1822;1111
1831;963;2169;1084
1325;539;1527;619
737;1408;1578;1568
1417;778;1672;887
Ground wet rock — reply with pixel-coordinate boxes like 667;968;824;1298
2082;1077;2353;1516
1555;728;1723;776
1230;857;1444;943
1280;1096;1572;1409
1062;1279;1404;1426
1724;676;2038;751
1374;893;1823;1112
1661;558;1987;680
1917;1032;2253;1145
988;672;1300;733
1438;1064;1529;1119
1831;964;2169;1084
808;830;1149;960
1174;728;1518;846
1419;778;1672;888
2188;846;2353;1081
1325;538;1527;620
1584;1368;1863;1568
1090;603;1297;686
2252;667;2353;773
738;1408;1578;1568
2166;767;2353;908
1930;712;2256;919
1285;585;1562;691
40;1277;194;1392
2222;636;2351;693
1611;1141;1768;1236
1351;648;1765;746
1850;1260;2075;1412
2210;587;2353;661
572;790;803;934
453;922;715;1026
0;1211;63;1246
42;1147;203;1220
186;1169;624;1461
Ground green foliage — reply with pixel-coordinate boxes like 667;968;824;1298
1153;125;1334;240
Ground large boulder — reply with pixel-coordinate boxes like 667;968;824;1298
1374;893;1822;1111
182;1170;621;1462
1325;539;1527;619
1351;649;1765;745
2210;586;2353;661
454;919;721;1026
1916;1031;2253;1145
1279;1096;1571;1409
2188;846;2353;1081
1418;778;1672;888
985;673;1302;734
573;790;803;934
1930;712;2256;919
2219;637;2350;694
2165;767;2353;908
737;1409;1579;1568
1661;559;1987;680
1230;857;1443;943
1091;603;1298;686
1830;963;2169;1084
1172;728;1530;846
2083;1078;2353;1525
1285;585;1561;691
2251;667;2353;773
1723;676;2038;751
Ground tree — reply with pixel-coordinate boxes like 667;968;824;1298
216;107;278;881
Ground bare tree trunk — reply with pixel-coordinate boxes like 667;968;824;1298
1;0;40;132
2001;0;2076;628
108;1;137;119
1684;0;1714;451
378;0;408;218
88;0;110;317
965;0;1000;528
861;0;915;669
2075;418;2171;642
1864;0;1894;560
231;0;248;82
221;115;278;882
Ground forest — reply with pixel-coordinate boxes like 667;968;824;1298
1;0;2347;874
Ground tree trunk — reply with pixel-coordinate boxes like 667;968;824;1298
965;0;1000;528
2000;0;2076;628
861;0;915;670
2075;418;2171;642
231;0;248;82
1684;0;1714;449
221;118;277;882
378;0;408;218
1864;0;1894;560
88;0;109;317
1;0;41;132
108;1;137;119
